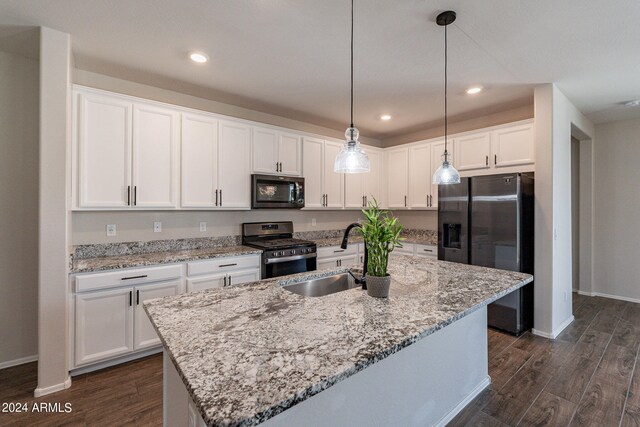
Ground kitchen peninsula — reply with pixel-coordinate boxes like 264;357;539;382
145;255;532;427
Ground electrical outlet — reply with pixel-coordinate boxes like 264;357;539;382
154;222;162;233
106;224;116;237
311;218;317;227
200;222;207;232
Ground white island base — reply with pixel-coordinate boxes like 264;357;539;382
164;307;490;427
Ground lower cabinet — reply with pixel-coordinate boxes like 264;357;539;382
186;254;261;292
317;245;359;269
74;278;184;366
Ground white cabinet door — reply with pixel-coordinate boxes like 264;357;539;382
186;274;227;293
387;148;409;208
344;172;364;209
278;133;302;176
76;91;132;208
75;287;133;366
132;103;179;208
430;140;447;209
318;257;339;270
302;137;324;208
363;150;382;205
218;120;252;208
228;269;260;286
339;254;358;267
492;124;534;168
252;127;279;175
181;114;218;208
134;279;184;350
323;141;344;208
456;132;491;171
409;143;431;209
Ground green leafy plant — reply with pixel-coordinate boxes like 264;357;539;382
357;198;404;277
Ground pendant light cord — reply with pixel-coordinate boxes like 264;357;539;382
443;23;449;162
350;0;354;129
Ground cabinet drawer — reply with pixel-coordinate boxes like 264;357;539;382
75;264;183;292
317;245;357;259
187;254;260;276
415;244;437;258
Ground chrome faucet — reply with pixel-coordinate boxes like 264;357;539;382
341;223;367;290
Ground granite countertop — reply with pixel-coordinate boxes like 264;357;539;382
313;230;437;248
144;255;532;427
71;245;262;274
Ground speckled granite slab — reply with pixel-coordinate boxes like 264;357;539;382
308;228;437;248
71;245;261;274
144;255;532;427
73;235;243;259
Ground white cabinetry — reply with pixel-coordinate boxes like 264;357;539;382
218;120;252;208
454;121;534;175
186;254;261;292
181;117;251;209
181;113;218;208
74;89;179;209
73;265;185;367
302;138;344;209
345;149;382;208
317;245;358;269
409;144;431;209
252;127;302;176
387;148;409;209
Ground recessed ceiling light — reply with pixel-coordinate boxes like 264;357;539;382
624;99;640;107
189;52;209;63
380;114;392;121
466;86;483;95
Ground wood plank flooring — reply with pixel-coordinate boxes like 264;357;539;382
449;293;640;427
0;354;162;426
0;293;638;426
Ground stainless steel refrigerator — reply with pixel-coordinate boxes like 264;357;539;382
438;172;534;335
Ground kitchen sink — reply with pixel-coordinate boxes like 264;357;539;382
282;273;360;297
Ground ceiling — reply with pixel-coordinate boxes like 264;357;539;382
1;0;639;140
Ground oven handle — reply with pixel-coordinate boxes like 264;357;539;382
265;253;317;264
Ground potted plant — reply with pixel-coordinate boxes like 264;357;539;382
358;199;404;298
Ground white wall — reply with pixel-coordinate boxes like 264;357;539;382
0;49;39;367
533;84;594;338
35;27;72;396
593;118;640;302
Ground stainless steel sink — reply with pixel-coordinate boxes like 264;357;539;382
282;273;360;297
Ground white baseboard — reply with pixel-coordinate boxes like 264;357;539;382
34;376;72;397
435;375;492;427
70;347;162;376
532;315;575;339
574;290;640;304
0;354;38;370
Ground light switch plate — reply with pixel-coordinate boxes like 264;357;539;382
106;224;116;237
311;218;317;227
154;222;162;233
199;222;207;232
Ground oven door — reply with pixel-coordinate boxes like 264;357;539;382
263;253;317;279
252;174;304;209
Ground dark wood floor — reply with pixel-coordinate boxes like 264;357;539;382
449;293;640;427
0;353;162;426
1;293;638;427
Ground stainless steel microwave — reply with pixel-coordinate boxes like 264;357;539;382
251;174;305;209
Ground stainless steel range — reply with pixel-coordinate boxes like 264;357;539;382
242;222;317;279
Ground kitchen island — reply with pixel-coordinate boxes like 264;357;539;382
144;255;532;427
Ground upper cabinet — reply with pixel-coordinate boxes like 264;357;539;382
387;148;409;209
302;138;344;209
74;90;179;209
252;126;302;176
454;120;534;175
218;120;252;209
344;148;382;209
180;113;218;208
408;140;447;210
76;91;131;208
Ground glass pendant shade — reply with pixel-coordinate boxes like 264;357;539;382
432;158;461;184
334;126;370;173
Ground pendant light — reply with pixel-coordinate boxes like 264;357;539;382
432;10;461;185
334;0;370;174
